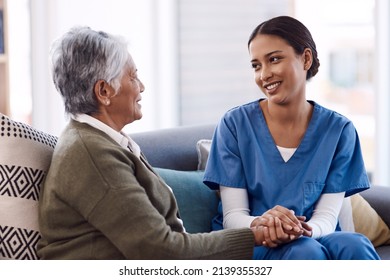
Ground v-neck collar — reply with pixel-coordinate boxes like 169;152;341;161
256;99;319;165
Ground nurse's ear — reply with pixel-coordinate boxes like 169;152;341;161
302;48;313;71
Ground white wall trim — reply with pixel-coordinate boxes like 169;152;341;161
155;0;179;128
374;0;390;186
30;0;66;136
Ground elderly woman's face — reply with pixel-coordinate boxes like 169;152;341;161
110;56;145;126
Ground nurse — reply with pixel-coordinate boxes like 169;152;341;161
203;15;380;260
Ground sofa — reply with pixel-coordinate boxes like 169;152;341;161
1;114;390;259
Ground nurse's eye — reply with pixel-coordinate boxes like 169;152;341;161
269;56;281;63
251;63;261;71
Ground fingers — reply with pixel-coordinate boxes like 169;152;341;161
253;206;307;247
300;221;313;237
273;217;291;241
300;221;312;231
251;219;285;248
262;226;279;248
262;217;292;247
263;205;303;233
296;215;306;221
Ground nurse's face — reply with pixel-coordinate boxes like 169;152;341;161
249;34;310;105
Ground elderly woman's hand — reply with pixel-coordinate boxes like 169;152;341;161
250;224;282;247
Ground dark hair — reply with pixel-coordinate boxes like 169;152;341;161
248;16;320;80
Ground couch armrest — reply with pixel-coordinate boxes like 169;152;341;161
360;186;390;228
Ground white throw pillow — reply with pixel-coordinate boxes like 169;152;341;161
196;139;212;170
0;113;57;259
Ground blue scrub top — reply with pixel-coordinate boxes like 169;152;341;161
203;99;370;228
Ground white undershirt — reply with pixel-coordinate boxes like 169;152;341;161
220;146;345;239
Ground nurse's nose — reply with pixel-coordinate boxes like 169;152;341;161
260;65;272;81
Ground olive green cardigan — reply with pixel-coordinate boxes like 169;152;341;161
38;120;254;259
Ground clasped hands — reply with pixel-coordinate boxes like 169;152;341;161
250;205;312;247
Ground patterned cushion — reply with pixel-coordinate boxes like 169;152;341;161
0;114;57;259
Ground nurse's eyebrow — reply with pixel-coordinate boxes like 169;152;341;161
265;50;283;57
250;50;283;63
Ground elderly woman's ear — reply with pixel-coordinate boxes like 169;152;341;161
94;79;115;106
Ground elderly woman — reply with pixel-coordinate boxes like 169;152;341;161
37;26;270;259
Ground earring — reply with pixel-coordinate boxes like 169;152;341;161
106;100;110;106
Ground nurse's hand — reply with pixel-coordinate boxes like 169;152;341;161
299;218;313;237
253;205;303;234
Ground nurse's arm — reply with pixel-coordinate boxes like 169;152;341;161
306;192;345;238
220;186;257;228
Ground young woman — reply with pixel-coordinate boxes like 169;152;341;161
203;16;380;260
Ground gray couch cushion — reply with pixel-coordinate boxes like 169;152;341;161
361;186;390;227
131;124;215;171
